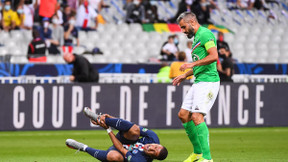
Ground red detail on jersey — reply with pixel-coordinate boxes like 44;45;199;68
82;7;89;28
29;43;35;53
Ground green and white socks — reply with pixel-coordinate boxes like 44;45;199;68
183;121;212;160
183;120;202;154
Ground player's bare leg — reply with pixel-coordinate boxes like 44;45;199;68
84;107;140;142
106;150;124;162
66;139;120;161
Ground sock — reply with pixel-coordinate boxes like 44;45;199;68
183;121;202;154
105;118;134;132
196;122;211;160
85;147;108;161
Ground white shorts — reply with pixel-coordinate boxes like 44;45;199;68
181;82;220;115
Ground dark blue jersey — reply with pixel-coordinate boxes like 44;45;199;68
123;127;160;162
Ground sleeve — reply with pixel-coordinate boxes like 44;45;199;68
139;127;160;144
90;7;98;18
12;11;18;22
200;32;216;51
162;44;169;51
28;43;33;54
125;152;133;162
125;152;147;162
227;58;234;68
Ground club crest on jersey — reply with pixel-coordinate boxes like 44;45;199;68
142;128;148;132
132;150;139;154
207;91;213;100
192;54;200;62
127;155;132;161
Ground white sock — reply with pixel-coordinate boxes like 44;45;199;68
83;145;88;152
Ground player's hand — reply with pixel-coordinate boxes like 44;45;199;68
98;114;112;128
172;74;186;86
179;63;194;71
90;119;99;125
95;114;109;129
98;120;109;129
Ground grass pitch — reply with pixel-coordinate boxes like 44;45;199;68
0;127;288;162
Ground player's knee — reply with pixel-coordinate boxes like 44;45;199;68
128;124;140;140
178;110;189;123
107;151;123;161
191;113;204;125
129;124;140;134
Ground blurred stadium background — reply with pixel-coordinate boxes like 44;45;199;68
0;0;288;83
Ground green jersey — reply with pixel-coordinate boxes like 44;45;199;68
191;26;220;83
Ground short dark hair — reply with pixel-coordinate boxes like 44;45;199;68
4;0;11;4
176;11;197;24
156;146;168;160
32;29;40;38
168;35;174;39
177;51;186;61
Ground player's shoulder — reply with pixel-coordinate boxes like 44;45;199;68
198;27;215;42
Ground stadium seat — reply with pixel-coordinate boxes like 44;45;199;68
83;54;95;63
87;31;100;41
4;39;17;48
0;47;9;56
107;57;121;63
93;55;107;63
78;31;87;42
22;30;33;41
258;35;270;43
73;46;86;55
242;56;257;63
0;31;10;43
119;56;133;63
257;49;269;58
278;56;288;63
83;41;96;52
116;23;130;34
9;47;24;56
46;55;65;63
267;57;279;63
271;35;282;43
255;57;267;63
10;56;28;63
10;30;24;41
246;35;258;43
129;23;143;33
245;42;256;51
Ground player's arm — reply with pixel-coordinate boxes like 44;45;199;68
139;127;160;143
172;69;193;86
107;130;129;156
96;117;129;156
195;45;218;66
218;66;231;76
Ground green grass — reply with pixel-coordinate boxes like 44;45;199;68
0;127;288;162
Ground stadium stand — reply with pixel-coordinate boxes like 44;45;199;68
0;0;287;83
0;1;287;63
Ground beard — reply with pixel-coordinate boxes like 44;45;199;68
186;25;195;39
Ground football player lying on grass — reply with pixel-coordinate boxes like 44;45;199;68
66;107;168;162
